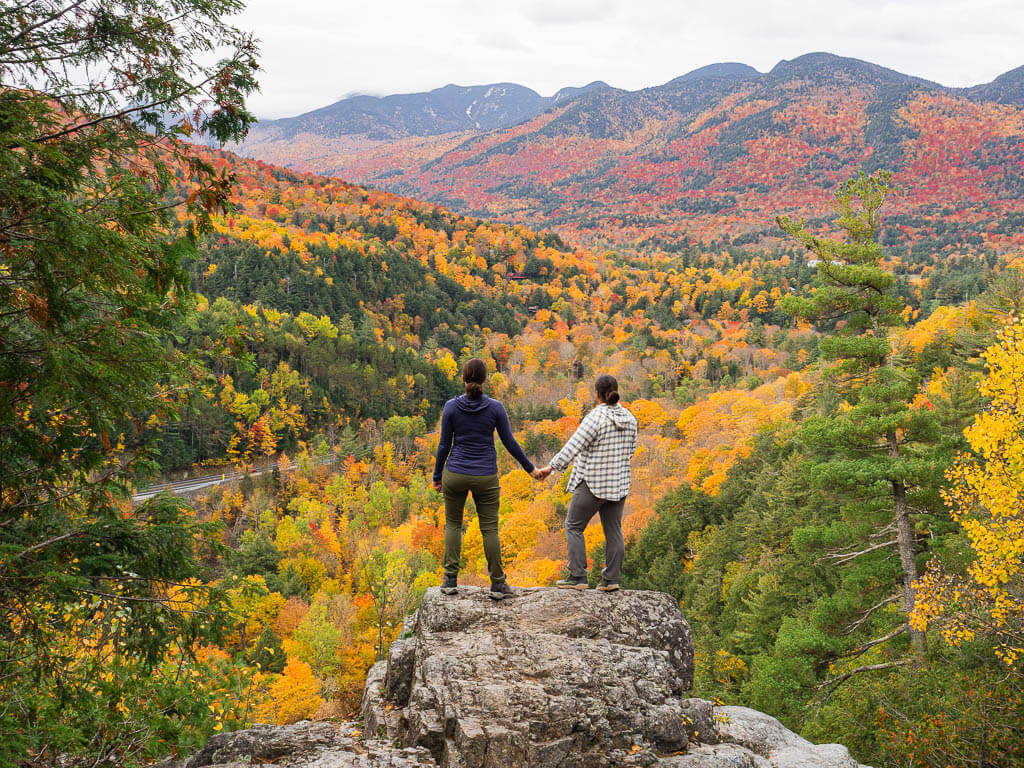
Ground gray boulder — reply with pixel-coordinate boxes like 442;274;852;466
171;586;868;768
178;721;342;767
712;706;864;768
171;721;435;768
384;586;694;767
659;705;867;767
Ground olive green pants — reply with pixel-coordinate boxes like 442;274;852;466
442;469;505;584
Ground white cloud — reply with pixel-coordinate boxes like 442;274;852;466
232;0;1024;118
476;31;533;53
521;0;617;25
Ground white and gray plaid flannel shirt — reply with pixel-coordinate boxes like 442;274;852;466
550;403;638;501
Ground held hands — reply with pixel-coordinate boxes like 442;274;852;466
436;470;546;489
531;466;553;481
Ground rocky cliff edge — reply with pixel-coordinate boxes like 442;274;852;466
171;586;868;768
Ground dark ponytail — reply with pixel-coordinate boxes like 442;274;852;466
595;374;620;405
462;357;487;398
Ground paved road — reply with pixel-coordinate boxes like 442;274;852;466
131;458;334;502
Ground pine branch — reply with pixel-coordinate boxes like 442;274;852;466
2;0;91;51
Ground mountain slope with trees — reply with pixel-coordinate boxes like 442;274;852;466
248;80;612;141
230;54;1024;258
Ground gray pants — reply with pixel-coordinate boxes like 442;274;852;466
565;481;626;583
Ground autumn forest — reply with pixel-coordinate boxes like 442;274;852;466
1;3;1022;768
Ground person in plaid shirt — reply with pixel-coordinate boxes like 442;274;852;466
537;374;638;591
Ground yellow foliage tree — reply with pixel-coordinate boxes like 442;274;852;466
912;321;1024;666
225;575;285;651
437;353;458;378
499;469;534;502
257;657;323;724
629;398;672;431
558;396;583;421
507;557;563;587
461;519;485;577
500;509;547;564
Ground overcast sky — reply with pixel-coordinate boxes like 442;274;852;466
232;0;1024;119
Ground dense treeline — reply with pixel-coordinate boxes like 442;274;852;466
0;0;262;764
626;420;1022;763
145;298;457;468
189;238;523;339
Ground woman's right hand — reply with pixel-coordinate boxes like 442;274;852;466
433;479;442;492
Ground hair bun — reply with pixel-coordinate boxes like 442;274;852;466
461;357;487;398
594;373;619;404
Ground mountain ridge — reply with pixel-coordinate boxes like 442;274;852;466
228;52;1024;251
765;51;944;88
249;53;1023;138
254;80;613;141
963;63;1024;104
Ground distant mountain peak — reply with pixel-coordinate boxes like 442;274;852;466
552;80;611;104
669;62;760;84
964;64;1024;105
988;64;1024;84
768;52;941;88
250;79;620;141
434;82;540;96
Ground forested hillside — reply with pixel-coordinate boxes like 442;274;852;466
144;147;581;468
246;80;611;140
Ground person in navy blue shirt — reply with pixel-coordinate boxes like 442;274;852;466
433;358;543;600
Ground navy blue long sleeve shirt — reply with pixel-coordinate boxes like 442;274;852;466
432;394;535;482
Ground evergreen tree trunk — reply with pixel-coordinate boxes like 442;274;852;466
889;431;926;653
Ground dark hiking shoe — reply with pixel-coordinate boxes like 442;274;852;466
596;580;620;592
556;577;590;590
490;581;515;600
440;575;458;595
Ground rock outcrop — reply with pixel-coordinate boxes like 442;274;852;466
361;587;694;766
170;586;868;768
172;721;435;767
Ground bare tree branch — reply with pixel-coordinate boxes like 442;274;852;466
819;659;912;699
845;594;900;633
824;538;897;564
838;625;908;660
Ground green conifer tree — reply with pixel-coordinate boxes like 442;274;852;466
778;171;944;657
0;1;258;762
